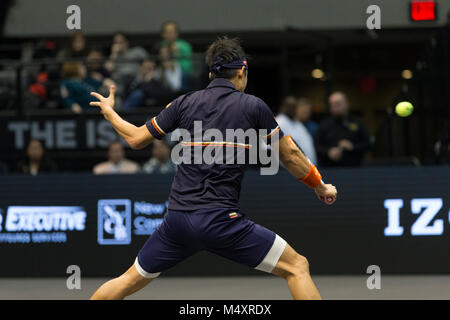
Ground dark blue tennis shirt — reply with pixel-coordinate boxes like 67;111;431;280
146;78;283;211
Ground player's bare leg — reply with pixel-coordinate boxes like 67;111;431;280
90;264;153;300
271;243;322;300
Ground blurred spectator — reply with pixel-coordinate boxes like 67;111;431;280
16;139;58;175
85;49;115;96
142;139;176;174
93;141;140;174
106;32;149;91
27;71;49;109
24;39;61;110
278;96;297;119
296;98;319;138
121;58;169;110
160;21;192;90
276;96;317;165
86;49;111;82
315;91;371;167
155;46;182;92
434;120;450;164
60;61;113;113
57;31;88;59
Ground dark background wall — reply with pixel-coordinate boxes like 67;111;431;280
4;0;450;37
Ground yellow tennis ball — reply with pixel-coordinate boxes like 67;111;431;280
395;101;414;117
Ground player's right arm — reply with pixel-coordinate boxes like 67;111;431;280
278;135;338;205
252;97;337;204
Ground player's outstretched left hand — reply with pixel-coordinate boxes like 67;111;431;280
90;85;116;114
314;182;338;205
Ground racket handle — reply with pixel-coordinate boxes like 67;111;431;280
325;196;335;205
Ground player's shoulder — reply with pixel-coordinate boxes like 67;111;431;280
169;90;198;108
240;93;269;113
242;92;265;104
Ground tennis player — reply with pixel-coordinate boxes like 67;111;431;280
90;37;337;300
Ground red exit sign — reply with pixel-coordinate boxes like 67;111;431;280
410;1;437;21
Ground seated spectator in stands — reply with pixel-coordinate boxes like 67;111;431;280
155;46;182;92
85;49;115;96
315;91;371;167
159;21;192;90
276;96;317;165
296;98;319;138
57;31;88;59
26;70;49;110
93;141;140;174
106;32;149;91
86;49;111;82
121;58;169;110
434;121;450;164
142;139;176;174
16;139;58;175
60;61;113;113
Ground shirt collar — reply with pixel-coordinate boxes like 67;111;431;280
207;78;237;90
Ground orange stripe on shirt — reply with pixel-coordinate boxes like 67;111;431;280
180;141;251;149
265;126;280;139
151;117;166;136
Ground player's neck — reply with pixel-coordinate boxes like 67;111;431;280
229;78;244;92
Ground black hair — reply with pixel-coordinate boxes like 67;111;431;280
205;36;246;80
279;96;297;119
24;139;48;163
17;138;58;173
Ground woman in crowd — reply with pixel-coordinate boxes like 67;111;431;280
57;31;88;60
60;61;114;113
155;46;182;92
16;139;58;175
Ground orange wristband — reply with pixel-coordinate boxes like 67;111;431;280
300;164;322;188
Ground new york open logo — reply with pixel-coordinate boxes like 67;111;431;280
97;199;132;245
97;199;166;245
133;201;166;235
